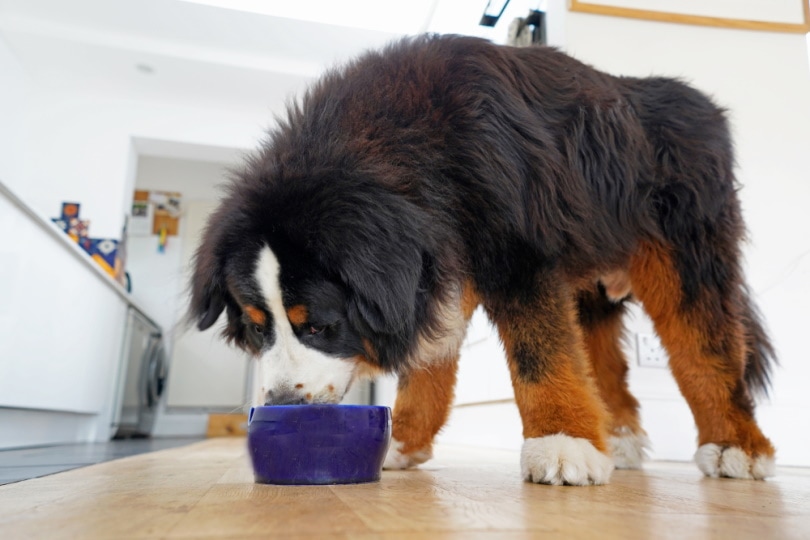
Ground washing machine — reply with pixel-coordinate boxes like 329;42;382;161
112;307;167;438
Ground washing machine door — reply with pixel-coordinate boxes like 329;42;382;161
144;334;167;408
135;332;167;436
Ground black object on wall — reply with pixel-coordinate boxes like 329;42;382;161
480;0;511;27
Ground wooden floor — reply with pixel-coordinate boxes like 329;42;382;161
1;439;809;539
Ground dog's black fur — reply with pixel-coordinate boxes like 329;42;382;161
190;34;773;394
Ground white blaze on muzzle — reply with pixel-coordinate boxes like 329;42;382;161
253;246;355;405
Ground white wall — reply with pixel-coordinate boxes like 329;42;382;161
128;156;232;337
435;9;810;467
135;155;234;203
0;34;27;183
6;89;267;239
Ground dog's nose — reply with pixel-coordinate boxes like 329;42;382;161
264;388;307;405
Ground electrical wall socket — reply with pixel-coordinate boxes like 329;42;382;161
636;332;668;368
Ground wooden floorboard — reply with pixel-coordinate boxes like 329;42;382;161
0;439;808;539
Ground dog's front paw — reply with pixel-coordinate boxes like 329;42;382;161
695;443;775;480
521;434;614;485
382;438;433;470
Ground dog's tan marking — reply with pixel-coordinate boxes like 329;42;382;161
286;304;308;327
628;241;773;460
361;338;379;364
460;280;480;320
505;347;610;453
599;270;632;301
491;281;610;454
392;357;459;456
353;355;385;379
243;305;266;326
353;340;385;381
580;292;643;436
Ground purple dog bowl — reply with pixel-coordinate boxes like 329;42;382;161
247;404;391;485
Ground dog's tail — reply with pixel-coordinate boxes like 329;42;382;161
740;285;777;399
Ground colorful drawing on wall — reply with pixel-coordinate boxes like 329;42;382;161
67;217;90;242
85;238;120;278
157;226;168;253
130;193;153;237
131;189;182;238
52;202;124;281
52;203;90;242
149;190;182;236
61;202;81;221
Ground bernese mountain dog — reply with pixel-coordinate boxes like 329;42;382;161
189;34;776;485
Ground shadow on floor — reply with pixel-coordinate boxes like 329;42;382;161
0;437;203;485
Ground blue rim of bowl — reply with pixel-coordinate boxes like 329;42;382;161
248;404;390;424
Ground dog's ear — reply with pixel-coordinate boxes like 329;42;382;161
193;282;227;331
189;247;228;331
341;243;423;337
188;204;234;332
310;188;427;339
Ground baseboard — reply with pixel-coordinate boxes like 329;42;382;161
0;407;96;449
151;410;210;437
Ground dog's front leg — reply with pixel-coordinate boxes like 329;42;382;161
383;356;458;469
487;276;615;486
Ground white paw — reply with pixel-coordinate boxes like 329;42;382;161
521;434;614;486
382;438;432;470
695;443;775;480
609;427;651;469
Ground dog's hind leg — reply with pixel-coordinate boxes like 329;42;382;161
383;357;458;469
487;274;614;485
577;284;650;469
628;240;775;479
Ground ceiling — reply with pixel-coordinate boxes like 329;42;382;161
0;0;511;115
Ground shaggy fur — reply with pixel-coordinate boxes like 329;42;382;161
189;35;776;484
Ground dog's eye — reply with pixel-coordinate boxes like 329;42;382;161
309;325;324;335
246;323;264;350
